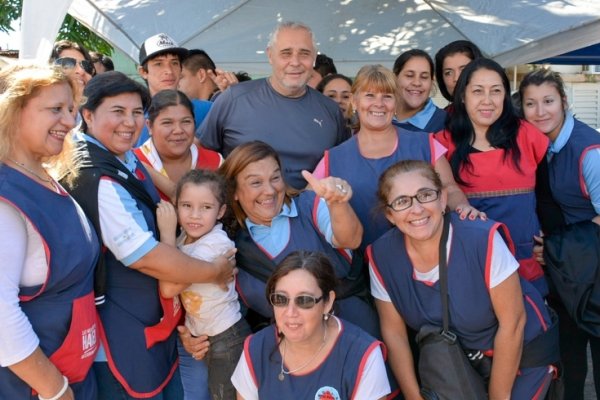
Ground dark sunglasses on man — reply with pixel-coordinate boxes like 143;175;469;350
55;57;96;76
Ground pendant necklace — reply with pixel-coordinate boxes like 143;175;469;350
278;323;328;382
7;158;52;183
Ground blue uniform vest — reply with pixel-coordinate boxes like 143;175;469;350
0;166;99;399
247;319;382;400
68;142;179;397
236;191;352;317
549;118;600;224
392;107;447;133
325;128;433;248
368;214;551;350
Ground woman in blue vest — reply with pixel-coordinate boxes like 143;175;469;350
231;250;391;399
368;160;556;399
392;50;447;133
312;64;480;250
0;64;99;399
218;140;380;337
62;71;235;400
520;69;600;399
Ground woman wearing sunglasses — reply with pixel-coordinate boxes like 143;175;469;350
51;40;96;100
368;160;556;399
231;250;391;400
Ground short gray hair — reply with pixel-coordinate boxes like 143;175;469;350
267;21;317;51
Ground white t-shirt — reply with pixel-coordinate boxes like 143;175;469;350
370;226;519;302
177;223;240;337
231;317;391;400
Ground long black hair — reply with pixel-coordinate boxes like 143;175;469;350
447;58;521;185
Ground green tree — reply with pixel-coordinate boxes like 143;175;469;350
0;0;113;54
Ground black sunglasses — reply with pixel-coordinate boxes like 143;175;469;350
55;57;96;76
269;293;324;309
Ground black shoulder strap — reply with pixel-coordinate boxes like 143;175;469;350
439;212;451;332
234;228;277;283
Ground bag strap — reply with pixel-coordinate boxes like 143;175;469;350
439;212;452;334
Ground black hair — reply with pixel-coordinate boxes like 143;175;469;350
393;49;434;77
235;71;252;82
314;54;337;77
434;40;483;101
80;71;150;133
90;51;115;72
183;49;216;73
447;58;521;186
316;73;352;93
147;89;195;126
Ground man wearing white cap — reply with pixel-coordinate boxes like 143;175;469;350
135;33;212;148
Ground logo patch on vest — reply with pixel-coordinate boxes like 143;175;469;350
81;323;97;359
315;386;340;400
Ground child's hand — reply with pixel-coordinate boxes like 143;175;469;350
157;200;177;246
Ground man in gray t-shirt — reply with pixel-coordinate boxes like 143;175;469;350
196;21;349;189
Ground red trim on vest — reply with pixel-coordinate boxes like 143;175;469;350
525;294;548;332
350;341;384;400
366;245;388;292
99;317;178;398
531;371;553;400
236;279;250;308
324;150;330;177
0;196;52;301
578;144;600;199
244;335;258;387
427;133;436;165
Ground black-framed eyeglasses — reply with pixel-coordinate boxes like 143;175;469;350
387;188;440;212
55;57;96;76
269;293;323;309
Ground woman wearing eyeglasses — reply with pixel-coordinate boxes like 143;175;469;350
51;40;96;100
368;160;556;399
231;250;390;400
215;140;380;337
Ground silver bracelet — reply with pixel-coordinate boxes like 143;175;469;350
38;375;69;400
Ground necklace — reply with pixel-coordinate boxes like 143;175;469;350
7;158;52;183
278;322;328;382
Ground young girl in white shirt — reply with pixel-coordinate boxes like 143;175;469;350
157;169;250;400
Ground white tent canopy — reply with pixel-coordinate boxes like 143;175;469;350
20;0;600;75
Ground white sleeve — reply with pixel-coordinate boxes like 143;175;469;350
489;231;520;289
352;345;391;400
231;348;258;400
98;178;158;266
369;261;392;302
0;201;40;366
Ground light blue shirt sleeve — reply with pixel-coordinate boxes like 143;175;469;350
98;179;158;266
315;197;334;245
582;147;600;215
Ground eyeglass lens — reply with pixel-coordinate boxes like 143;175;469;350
56;57;95;75
269;293;323;309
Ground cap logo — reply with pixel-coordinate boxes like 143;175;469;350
155;33;176;49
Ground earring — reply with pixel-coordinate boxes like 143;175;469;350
323;313;330;321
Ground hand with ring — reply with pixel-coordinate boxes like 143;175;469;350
302;170;352;204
